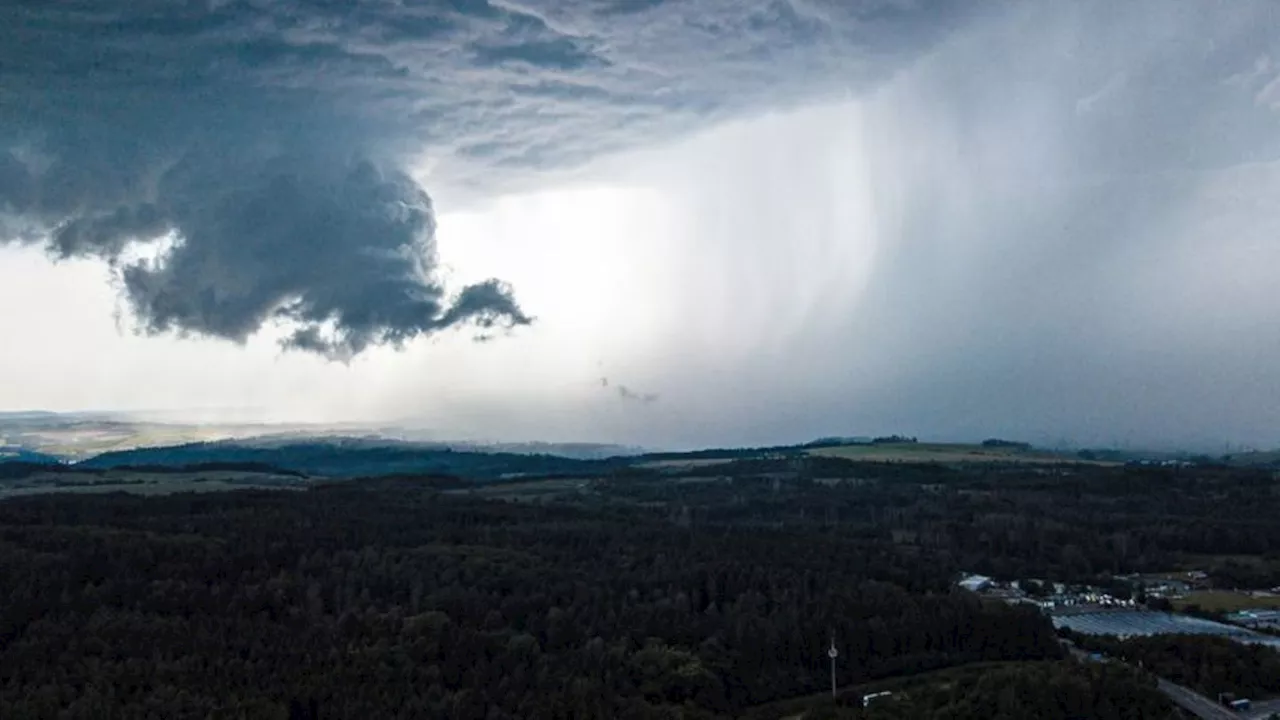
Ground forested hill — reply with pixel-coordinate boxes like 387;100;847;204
75;440;625;479
66;437;815;480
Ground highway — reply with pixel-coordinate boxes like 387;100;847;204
1062;640;1240;719
1155;678;1238;720
1243;699;1280;720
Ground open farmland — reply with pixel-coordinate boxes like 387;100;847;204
807;442;1104;465
1173;591;1280;613
0;468;310;498
635;457;737;470
25;424;238;459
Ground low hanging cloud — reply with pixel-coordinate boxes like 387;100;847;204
600;377;658;404
0;0;972;358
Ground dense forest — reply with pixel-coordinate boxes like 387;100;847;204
3;453;1280;717
1072;633;1280;701
615;457;1280;587
0;476;1063;718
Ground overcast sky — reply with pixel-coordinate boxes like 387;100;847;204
3;0;1280;450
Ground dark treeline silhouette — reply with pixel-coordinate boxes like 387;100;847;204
980;439;1031;450
117;461;309;477
0;461;73;479
77;441;623;479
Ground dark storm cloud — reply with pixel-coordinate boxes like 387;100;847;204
0;0;971;356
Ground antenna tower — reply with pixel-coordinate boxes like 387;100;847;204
827;635;839;699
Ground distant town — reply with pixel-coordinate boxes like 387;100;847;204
959;569;1280;637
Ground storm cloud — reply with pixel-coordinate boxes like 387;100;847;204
825;0;1280;447
0;0;971;358
633;0;1280;449
8;0;1280;449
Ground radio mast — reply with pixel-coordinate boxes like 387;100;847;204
827;635;839;699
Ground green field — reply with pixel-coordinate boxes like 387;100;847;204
806;442;1102;465
1172;590;1280;613
0;469;309;498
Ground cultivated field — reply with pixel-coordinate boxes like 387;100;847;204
5;425;247;461
635;458;736;470
1173;591;1280;613
807;442;1103;465
0;469;309;498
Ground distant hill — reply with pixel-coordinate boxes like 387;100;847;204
0;447;63;465
0;411;63;422
806;441;1108;465
0;410;647;463
18;412;1270;483
0;461;73;480
224;434;643;461
468;441;645;459
66;437;1130;481
77;439;624;480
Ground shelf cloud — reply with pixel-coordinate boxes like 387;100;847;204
0;0;969;358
